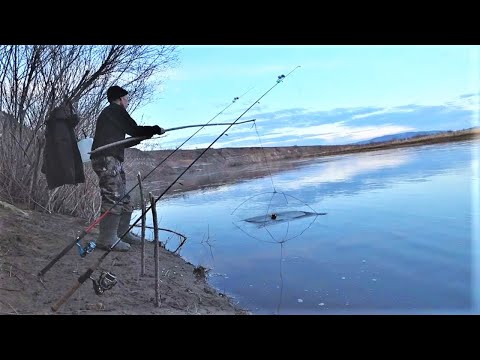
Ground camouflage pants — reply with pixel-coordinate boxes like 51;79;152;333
91;156;132;215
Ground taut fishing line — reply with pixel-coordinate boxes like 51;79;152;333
231;76;327;245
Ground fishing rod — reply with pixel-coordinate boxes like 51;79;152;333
51;67;301;312
38;89;254;278
88;119;256;156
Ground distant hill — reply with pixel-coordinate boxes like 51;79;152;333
354;130;445;145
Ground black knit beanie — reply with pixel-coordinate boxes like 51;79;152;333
107;86;128;103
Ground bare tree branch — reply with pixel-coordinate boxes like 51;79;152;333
0;45;179;218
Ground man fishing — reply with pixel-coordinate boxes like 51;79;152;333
90;85;165;251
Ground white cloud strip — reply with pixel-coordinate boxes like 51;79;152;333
167;122;416;149
256;123;416;143
351;107;416;120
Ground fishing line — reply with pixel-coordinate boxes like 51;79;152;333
231;67;328;244
252;121;277;192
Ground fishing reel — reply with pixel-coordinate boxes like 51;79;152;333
91;271;117;295
76;240;96;258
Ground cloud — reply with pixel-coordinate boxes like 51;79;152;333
445;93;480;112
459;93;480;99
261;123;416;143
251;107;381;124
154;93;477;149
161;122;415;150
351;107;416;120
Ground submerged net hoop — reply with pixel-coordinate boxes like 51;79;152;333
231;190;326;244
230;68;328;244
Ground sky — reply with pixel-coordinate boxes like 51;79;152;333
131;45;480;150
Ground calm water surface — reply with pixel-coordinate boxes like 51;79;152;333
133;140;479;314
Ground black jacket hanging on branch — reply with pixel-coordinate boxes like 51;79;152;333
41;101;85;190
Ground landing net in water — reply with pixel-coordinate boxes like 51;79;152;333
231;191;327;244
244;210;326;227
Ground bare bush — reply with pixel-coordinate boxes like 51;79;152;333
40;164;101;222
0;45;179;219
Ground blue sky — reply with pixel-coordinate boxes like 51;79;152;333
132;45;480;150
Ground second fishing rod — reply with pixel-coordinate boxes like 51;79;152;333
38;89;254;278
51;68;301;312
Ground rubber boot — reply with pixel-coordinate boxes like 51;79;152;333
96;213;131;251
118;211;143;245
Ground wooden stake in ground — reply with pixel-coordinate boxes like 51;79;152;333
150;192;160;307
137;172;146;277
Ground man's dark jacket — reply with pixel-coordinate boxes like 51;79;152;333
91;103;158;162
41;103;85;189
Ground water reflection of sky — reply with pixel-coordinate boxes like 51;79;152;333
134;140;477;314
274;151;413;190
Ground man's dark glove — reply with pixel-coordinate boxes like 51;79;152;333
153;125;166;135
